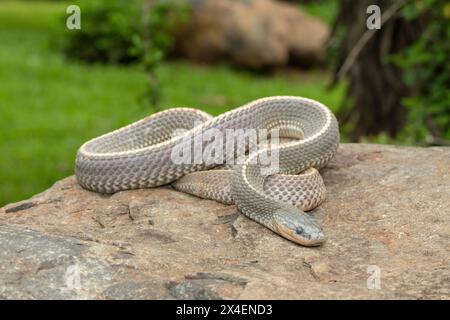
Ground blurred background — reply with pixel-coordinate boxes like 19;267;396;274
0;0;448;206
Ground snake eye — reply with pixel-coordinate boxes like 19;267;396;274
295;226;304;235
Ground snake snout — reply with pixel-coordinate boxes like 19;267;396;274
273;207;325;246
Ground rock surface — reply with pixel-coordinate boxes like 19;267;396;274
174;0;329;69
1;144;449;299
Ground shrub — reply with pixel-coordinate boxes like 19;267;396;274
60;0;187;65
393;0;450;143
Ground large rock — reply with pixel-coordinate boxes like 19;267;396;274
174;0;330;69
0;144;449;299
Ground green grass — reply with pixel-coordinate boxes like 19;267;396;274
0;1;345;206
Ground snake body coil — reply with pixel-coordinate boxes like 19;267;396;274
76;96;339;246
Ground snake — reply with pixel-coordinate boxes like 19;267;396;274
75;96;340;246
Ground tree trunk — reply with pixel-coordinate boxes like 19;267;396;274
331;0;425;140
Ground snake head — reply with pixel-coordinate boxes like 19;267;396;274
272;207;325;246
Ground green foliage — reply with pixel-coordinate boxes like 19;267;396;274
60;0;189;107
60;0;187;65
392;0;450;143
131;1;189;65
61;0;140;64
298;0;340;26
131;1;190;107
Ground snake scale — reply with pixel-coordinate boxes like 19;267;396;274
75;96;340;246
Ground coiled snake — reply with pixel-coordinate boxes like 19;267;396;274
75;96;339;246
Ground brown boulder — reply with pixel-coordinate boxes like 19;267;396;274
175;0;330;69
1;144;449;299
